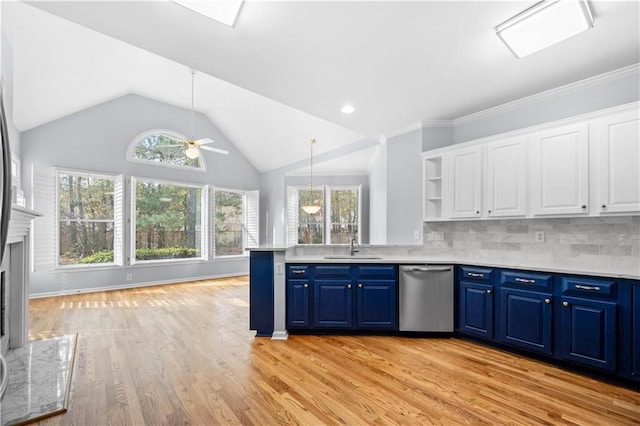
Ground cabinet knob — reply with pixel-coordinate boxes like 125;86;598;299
581;205;587;209
544;298;550;304
358;283;363;288
303;283;308;288
601;204;606;209
488;210;492;214
562;301;569;307
486;289;492;294
476;210;480;214
347;284;352;289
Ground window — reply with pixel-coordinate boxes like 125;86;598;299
131;177;207;263
288;185;361;245
214;189;259;256
128;130;205;170
57;171;123;266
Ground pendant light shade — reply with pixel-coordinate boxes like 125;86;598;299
301;139;321;215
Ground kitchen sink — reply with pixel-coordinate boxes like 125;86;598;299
323;255;383;260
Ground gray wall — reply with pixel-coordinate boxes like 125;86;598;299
20;94;261;296
368;143;387;244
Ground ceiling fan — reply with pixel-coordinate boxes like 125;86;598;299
168;70;229;159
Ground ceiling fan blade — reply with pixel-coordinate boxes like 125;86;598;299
196;138;215;145
200;145;229;155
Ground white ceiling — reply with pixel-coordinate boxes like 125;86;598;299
3;1;639;174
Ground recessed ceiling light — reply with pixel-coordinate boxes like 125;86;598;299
496;0;594;58
171;0;244;27
341;105;355;114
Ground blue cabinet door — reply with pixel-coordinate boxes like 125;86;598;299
634;286;640;378
314;280;353;328
459;281;494;339
559;296;617;371
287;280;310;328
357;280;397;329
499;288;553;355
249;251;274;337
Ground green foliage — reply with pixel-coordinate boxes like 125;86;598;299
132;133;202;168
78;247;199;264
135;247;199;260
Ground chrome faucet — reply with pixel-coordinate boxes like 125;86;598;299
349;231;360;256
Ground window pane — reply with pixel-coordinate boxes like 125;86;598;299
58;172;117;266
59;221;114;265
59;174;114;220
298;188;324;223
214;190;244;256
330;188;359;244
135;180;202;261
132;132;202;169
298;223;324;244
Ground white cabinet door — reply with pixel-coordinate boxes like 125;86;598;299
531;123;589;216
486;136;527;218
595;109;640;214
448;146;481;219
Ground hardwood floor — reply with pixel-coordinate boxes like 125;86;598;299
28;276;639;425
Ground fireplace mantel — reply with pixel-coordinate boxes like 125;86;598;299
7;205;42;244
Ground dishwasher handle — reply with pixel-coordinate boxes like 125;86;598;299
404;266;452;272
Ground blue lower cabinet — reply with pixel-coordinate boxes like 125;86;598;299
499;288;553;355
459;282;494;339
313;280;354;328
357;280;397;329
249;251;274;337
558;296;617;371
286;280;310;328
634;286;640;378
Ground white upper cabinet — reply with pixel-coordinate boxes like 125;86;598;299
594;109;640;214
448;146;482;219
422;154;444;220
486;136;527;218
530;123;589;216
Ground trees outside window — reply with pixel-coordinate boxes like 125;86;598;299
58;171;121;265
132;178;205;262
129;130;203;170
288;185;360;245
214;190;243;256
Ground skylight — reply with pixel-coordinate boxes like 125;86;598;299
171;0;244;27
496;0;594;58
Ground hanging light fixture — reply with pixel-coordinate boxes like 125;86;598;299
301;139;321;215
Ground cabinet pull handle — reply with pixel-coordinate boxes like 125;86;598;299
575;284;600;291
581;205;587;209
515;278;535;284
486;289;492;294
468;273;484;278
563;301;569;307
292;270;305;274
303;283;308;288
544;298;551;304
358;283;363;288
347;284;352;289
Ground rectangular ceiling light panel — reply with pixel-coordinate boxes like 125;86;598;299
496;0;594;58
171;0;244;27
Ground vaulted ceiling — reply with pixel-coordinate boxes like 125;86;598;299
3;1;639;173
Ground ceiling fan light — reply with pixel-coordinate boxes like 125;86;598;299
185;146;199;159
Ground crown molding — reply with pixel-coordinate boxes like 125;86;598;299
453;63;640;126
383;121;422;140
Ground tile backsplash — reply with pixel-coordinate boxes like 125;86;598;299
423;216;640;276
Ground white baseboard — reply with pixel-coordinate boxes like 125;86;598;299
29;272;247;299
271;331;289;340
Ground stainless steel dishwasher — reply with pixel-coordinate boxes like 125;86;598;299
399;265;454;332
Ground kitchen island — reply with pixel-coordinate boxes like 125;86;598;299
249;245;640;385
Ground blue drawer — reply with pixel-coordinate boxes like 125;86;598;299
357;265;397;279
460;266;494;282
287;265;310;279
561;276;616;298
315;265;352;278
500;270;552;291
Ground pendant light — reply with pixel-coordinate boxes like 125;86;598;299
185;70;199;159
301;139;321;215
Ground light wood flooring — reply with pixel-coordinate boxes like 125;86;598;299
28;276;639;425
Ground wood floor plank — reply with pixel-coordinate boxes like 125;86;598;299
27;276;639;425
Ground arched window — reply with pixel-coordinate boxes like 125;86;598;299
127;129;205;170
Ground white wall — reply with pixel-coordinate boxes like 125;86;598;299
368;143;387;244
20;94;261;296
